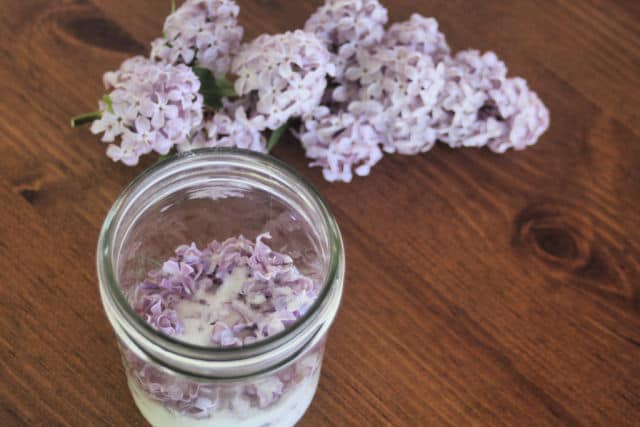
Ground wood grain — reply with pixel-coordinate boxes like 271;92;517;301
1;0;639;426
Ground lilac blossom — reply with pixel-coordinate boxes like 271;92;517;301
123;349;221;419
299;106;385;182
434;50;509;149
176;111;267;153
230;30;335;130
151;0;243;75
341;47;549;156
130;233;318;346
90;56;203;165
247;377;285;409
436;50;549;151
211;322;241;347
486;77;550;152
383;14;450;64
345;46;448;155
304;0;388;80
304;0;388;107
122;341;323;418
77;0;550;181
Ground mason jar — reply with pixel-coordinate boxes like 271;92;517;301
97;149;345;427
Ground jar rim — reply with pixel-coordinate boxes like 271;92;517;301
97;148;344;369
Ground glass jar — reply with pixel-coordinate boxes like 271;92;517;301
97;149;345;427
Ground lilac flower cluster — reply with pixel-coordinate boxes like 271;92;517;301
299;106;384;182
177;110;267;154
230;30;335;131
130;234;317;346
151;0;243;75
304;0;388;81
346;46;449;155
298;2;549;182
437;51;550;153
78;0;549;181
383;13;450;64
123;233;323;419
123;341;323;418
90;56;203;166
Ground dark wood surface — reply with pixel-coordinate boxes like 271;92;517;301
1;1;639;426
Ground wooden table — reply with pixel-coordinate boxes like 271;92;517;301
1;1;639;425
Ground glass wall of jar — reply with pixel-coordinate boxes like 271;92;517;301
97;149;345;427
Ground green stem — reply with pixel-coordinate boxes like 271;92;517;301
171;0;176;12
70;111;101;128
103;95;114;113
268;123;289;152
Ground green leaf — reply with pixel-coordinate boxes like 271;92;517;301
192;66;237;110
192;66;220;109
268;123;289;152
215;75;237;98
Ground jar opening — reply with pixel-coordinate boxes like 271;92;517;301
98;149;344;372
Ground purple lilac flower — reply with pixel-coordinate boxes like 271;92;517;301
299;106;385;182
123;349;221;418
304;0;388;107
90;56;203;165
304;0;388;80
436;50;550;151
341;47;549;156
150;0;243;75
345;46;448;155
230;30;335;130
383;13;450;64
130;233;318;346
122;339;323;418
211;322;241;347
176;110;267;154
486;77;549;153
436;50;509;150
247;377;285;409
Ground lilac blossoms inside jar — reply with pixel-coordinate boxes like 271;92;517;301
97;149;345;427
